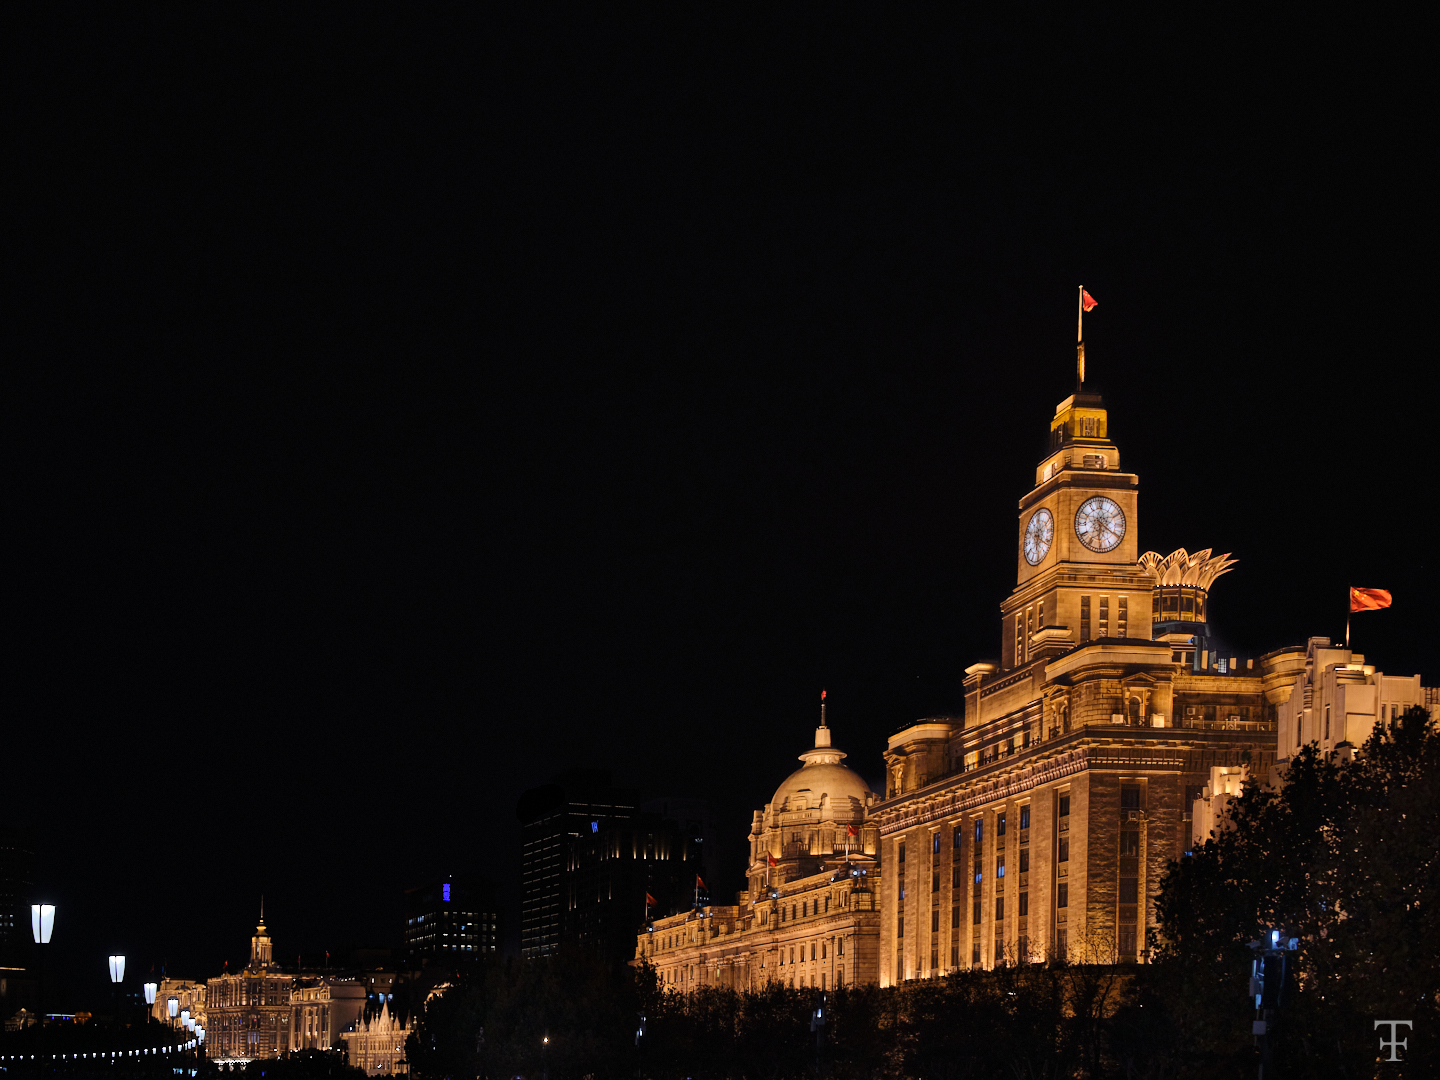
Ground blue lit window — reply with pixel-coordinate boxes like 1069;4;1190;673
442;884;451;902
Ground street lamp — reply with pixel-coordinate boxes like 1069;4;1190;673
168;996;179;1030
31;905;55;945
109;955;126;1028
144;982;158;1026
31;905;54;1062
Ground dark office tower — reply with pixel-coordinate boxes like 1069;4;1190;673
516;770;637;959
641;798;720;897
403;877;501;966
0;830;33;964
564;811;704;966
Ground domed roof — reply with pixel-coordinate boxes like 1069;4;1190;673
771;724;874;813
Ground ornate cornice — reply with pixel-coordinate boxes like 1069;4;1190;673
871;743;1187;835
980;667;1037;699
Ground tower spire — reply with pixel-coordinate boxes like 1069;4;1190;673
806;689;841;756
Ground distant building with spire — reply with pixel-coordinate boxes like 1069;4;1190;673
205;905;295;1063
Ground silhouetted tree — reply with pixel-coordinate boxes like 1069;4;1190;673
1152;706;1440;1078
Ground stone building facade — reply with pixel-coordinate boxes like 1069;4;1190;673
289;976;367;1053
149;977;206;1029
635;713;883;992
1275;636;1434;764
871;386;1302;981
341;1000;411;1076
205;910;294;1062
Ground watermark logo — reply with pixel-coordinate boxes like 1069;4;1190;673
1375;1020;1412;1062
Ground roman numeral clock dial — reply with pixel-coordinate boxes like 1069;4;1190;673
1074;496;1126;553
1023;508;1054;565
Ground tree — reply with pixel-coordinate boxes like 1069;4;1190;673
1152;706;1440;1078
406;948;642;1080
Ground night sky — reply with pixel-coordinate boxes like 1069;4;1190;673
7;11;1431;1010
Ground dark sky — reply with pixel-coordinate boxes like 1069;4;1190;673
6;10;1431;1009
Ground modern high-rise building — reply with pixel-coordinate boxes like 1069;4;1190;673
403;876;500;965
872;381;1303;978
639;798;721;895
0;830;33;964
517;770;638;959
565;810;705;966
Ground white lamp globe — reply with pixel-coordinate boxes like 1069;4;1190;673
31;905;55;945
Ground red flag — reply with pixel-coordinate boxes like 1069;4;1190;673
1350;587;1392;612
696;875;706;889
846;824;858;837
1080;288;1099;312
645;893;656;906
766;853;777;867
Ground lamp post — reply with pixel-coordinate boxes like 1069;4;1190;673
108;955;126;1028
168;995;179;1031
144;981;158;1026
31;905;55;1063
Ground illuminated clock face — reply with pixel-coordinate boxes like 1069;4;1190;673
1074;496;1126;553
1023;508;1054;565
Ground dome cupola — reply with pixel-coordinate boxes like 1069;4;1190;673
770;697;873;816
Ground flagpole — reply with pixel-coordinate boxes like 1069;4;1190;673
1076;285;1085;390
1346;584;1351;651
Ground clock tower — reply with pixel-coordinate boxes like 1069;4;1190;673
999;390;1154;670
876;310;1284;981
